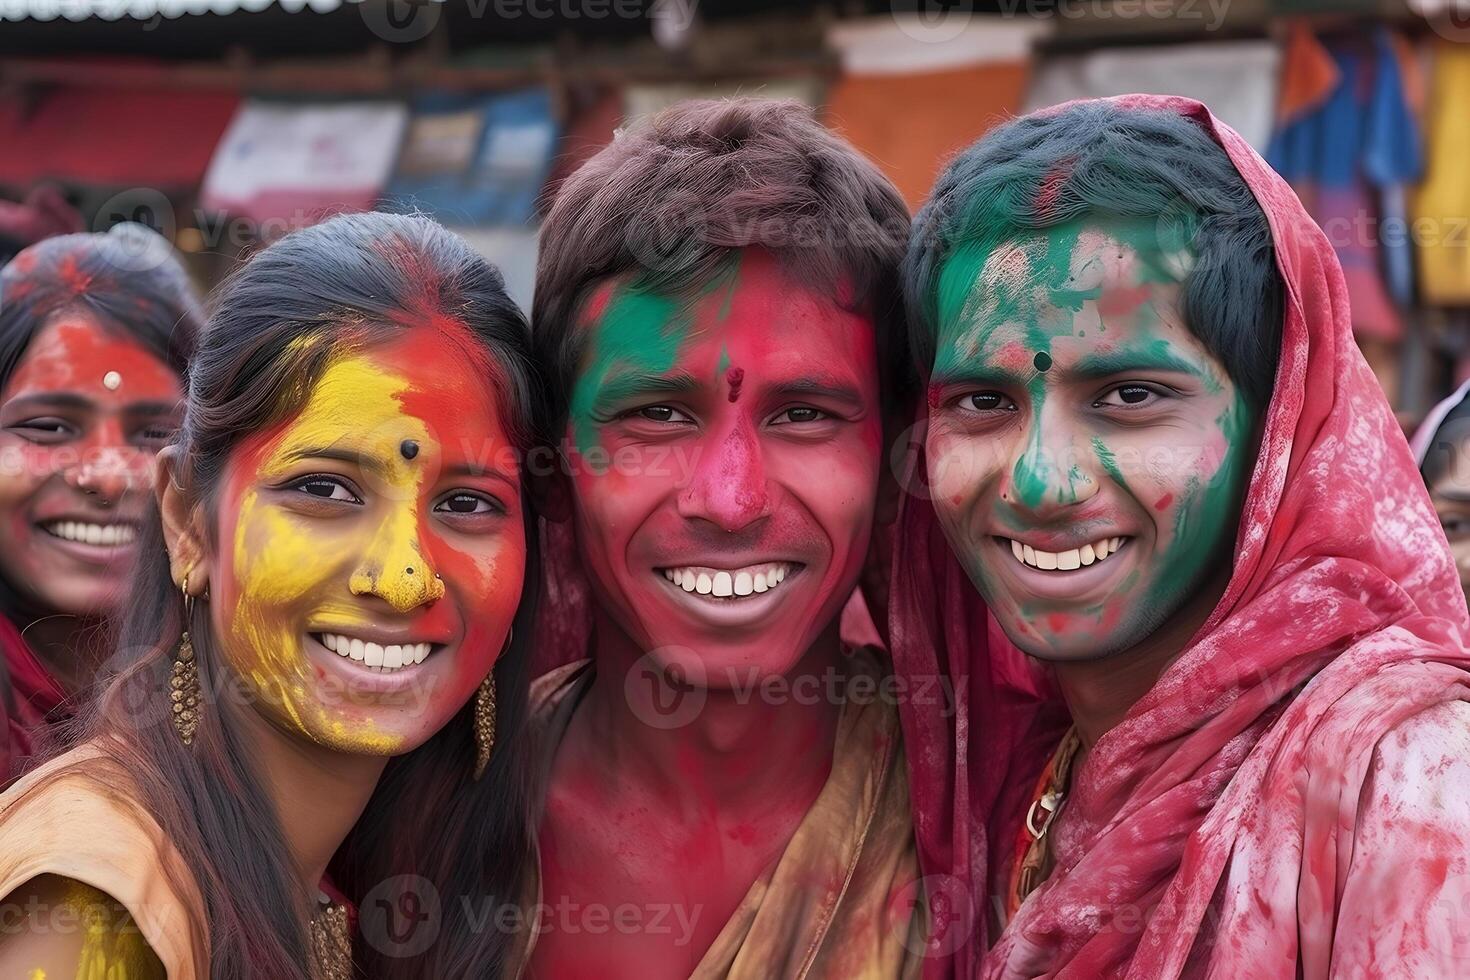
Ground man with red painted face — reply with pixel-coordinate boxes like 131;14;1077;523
891;96;1470;978
520;98;925;977
0;225;200;780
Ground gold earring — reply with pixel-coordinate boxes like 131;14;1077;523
472;626;509;780
170;575;201;745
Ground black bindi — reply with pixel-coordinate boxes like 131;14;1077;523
1033;351;1053;373
400;439;419;460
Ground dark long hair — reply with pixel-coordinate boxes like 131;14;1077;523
49;212;540;978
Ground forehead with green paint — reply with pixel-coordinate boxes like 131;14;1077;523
564;258;750;455
932;216;1193;382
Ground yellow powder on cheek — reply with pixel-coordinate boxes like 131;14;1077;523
225;353;431;750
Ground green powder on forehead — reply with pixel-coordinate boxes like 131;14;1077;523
567;284;691;455
933;216;1191;378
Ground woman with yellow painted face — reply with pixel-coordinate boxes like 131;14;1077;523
0;212;540;979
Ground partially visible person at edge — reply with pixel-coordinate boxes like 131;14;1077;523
0;224;201;782
889;95;1470;978
0;212;539;979
518;97;925;978
1413;379;1470;609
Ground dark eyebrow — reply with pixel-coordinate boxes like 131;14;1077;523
770;377;867;411
1433;486;1470;505
282;443;520;489
1069;347;1209;381
929;365;1029;389
123;400;182;416
443;461;520;492
279;445;370;469
592;371;702;409
4;392;94;412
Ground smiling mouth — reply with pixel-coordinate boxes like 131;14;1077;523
998;535;1131;571
41;520;138;547
311;632;438;672
658;562;801;599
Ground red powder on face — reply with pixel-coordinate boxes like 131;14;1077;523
1154;493;1175;511
1047;613;1068;634
927;383;943;410
1097;282;1154;318
725;366;745;403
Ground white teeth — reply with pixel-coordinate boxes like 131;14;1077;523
662;562;795;599
1007;537;1128;571
317;633;433;671
43;521;136;545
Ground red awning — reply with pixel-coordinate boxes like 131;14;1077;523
0;84;239;189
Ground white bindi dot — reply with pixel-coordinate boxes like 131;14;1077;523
102;370;122;391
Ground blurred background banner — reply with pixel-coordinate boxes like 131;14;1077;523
1;0;1467;425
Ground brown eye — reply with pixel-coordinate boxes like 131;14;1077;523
290;476;360;503
435;492;502;516
771;406;826;425
1096;384;1165;409
633;405;694;424
961;392;1015;412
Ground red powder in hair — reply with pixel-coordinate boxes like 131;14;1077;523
56;250;93;294
1034;157;1076;220
726;366;745;403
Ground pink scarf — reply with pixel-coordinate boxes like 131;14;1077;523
891;95;1470;978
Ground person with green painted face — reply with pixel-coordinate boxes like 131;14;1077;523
892;96;1470;977
517;98;928;978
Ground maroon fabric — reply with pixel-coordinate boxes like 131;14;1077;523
1;613;67;783
891;95;1470;979
0;83;239;188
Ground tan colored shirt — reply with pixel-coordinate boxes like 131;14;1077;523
0;740;208;978
519;647;924;980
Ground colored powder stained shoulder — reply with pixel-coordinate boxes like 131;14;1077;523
726;366;745;403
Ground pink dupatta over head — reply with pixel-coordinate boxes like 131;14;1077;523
891;95;1470;979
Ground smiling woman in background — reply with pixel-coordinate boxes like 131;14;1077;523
0;212;539;979
1413;379;1470;608
0;224;201;780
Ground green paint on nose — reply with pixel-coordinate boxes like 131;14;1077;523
1092;437;1127;488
